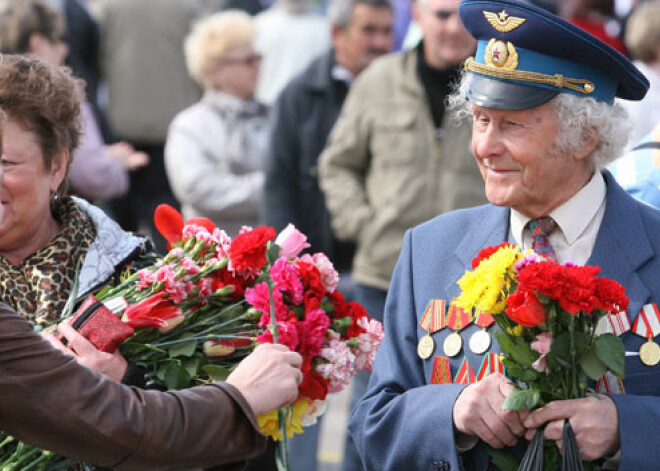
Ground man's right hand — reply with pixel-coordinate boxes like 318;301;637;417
453;373;528;448
227;343;303;416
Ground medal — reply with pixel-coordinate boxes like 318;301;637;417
443;331;463;357
443;299;473;357
417;334;435;360
632;304;660;366
417;300;446;360
469;310;495;355
469;329;491;355
640;338;660;366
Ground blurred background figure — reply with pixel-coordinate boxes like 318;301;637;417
165;11;268;237
0;0;148;205
262;0;393;469
255;0;331;105
91;0;202;252
319;0;485;467
215;0;268;15
619;0;660;145
560;0;626;53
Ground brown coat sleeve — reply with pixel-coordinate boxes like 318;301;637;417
0;302;266;470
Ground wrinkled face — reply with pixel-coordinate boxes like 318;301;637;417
333;4;394;77
0;119;66;254
470;101;594;217
414;0;476;69
213;47;262;99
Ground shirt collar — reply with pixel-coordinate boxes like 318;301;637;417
331;64;355;86
510;171;606;246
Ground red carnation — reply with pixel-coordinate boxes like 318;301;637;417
472;243;513;269
299;358;329;401
228;226;276;275
595;277;629;313
346;301;370;338
505;289;547;327
297;261;326;300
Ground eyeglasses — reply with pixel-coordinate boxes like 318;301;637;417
222;53;263;67
433;9;458;20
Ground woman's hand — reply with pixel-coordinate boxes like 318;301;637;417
43;321;128;382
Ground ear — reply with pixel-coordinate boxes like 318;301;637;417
330;23;344;49
575;129;599;161
27;33;49;56
49;148;70;191
411;1;423;24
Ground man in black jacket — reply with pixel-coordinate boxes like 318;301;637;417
261;1;393;470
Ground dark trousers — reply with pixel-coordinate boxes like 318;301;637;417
342;284;387;471
109;142;179;254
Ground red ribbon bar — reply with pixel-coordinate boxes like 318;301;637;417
454;357;476;384
420;299;446;333
431;356;452;385
445;298;473;332
474;310;495;329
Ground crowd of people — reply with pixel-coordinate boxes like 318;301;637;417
0;0;659;469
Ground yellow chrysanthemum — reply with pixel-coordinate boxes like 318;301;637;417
257;397;311;441
456;245;522;313
507;325;524;336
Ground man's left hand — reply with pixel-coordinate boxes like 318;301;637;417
523;395;620;461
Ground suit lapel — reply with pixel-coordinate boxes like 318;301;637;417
445;205;511;294
588;172;654;324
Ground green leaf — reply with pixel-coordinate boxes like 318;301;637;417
488;448;520;471
549;331;588;364
595;333;625;378
182;357;201;377
495;332;538;367
579;348;608;381
168;339;197;358
501;389;540;411
202;364;231;382
163;362;192;389
266;242;281;265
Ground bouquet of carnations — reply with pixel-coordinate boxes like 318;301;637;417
455;243;628;471
0;205;383;470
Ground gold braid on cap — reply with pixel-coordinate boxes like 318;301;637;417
464;57;595;94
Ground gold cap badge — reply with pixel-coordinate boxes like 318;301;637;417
483;10;526;33
484;39;519;70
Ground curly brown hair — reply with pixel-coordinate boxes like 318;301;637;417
0;54;83;198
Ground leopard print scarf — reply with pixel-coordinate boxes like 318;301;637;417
0;198;97;328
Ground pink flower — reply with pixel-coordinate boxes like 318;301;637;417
137;268;156;290
311;253;339;293
257;321;300;352
245;282;289;327
212;228;232;258
198;278;213;299
354;317;384;371
270;257;304;305
181;257;200;275
297;308;330;357
531;332;552;374
275;224;310;259
316;332;356;393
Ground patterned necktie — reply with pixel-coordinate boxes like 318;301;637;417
528;216;558;263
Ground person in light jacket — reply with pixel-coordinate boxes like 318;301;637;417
166;10;268;237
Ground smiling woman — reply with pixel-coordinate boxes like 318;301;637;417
0;55;152;386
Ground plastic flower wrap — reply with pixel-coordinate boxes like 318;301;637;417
4;208;382;471
456;244;628;470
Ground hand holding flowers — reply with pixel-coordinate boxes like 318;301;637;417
455;244;628;469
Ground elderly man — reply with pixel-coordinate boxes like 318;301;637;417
349;0;657;469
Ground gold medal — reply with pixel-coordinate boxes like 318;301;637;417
417;334;435;360
443;331;463;357
640;339;660;366
469;329;491;355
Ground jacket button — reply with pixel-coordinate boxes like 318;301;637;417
432;460;450;471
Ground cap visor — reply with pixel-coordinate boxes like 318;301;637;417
466;73;558;110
